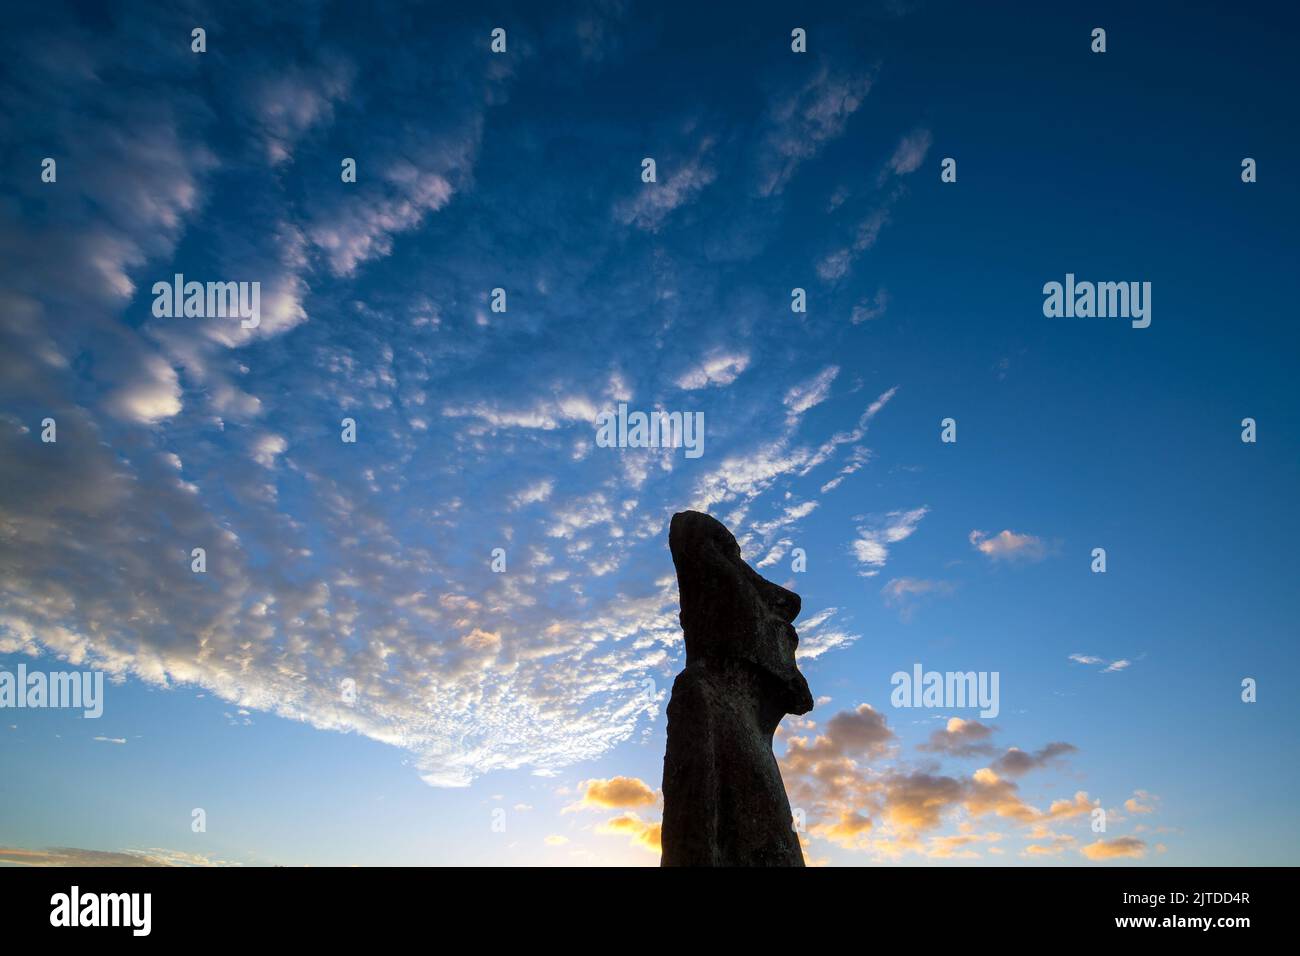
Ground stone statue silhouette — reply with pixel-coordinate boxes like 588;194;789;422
660;510;814;866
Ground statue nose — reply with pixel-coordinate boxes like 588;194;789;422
771;590;798;623
755;576;801;623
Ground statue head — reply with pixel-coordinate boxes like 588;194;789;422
669;510;814;716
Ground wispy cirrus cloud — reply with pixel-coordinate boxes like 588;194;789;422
614;140;717;231
1068;653;1133;673
817;128;931;281
851;507;928;577
755;64;874;197
881;576;953;620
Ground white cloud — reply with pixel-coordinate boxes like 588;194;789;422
851;290;889;324
675;351;750;390
851;507;928;576
509;479;554;509
784;366;839;419
1069;653;1134;674
757;66;873;197
883;128;933;180
251;433;288;469
614;144;716;231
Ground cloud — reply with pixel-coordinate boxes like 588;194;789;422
508;479;554;510
991;742;1077;777
755;537;794;569
0;846;235;867
573;776;657;810
882;128;933;180
756;66;873;197
783;704;896;778
250;433;288;469
544;835;569;847
918;717;996;756
247;56;354;166
1047;791;1099;820
0;9;915;799
851;507;928;576
814;126;932;283
614;143;717;231
92;737;127;745
688;386;896;516
851;289;889;324
783;366;839;420
1023;834;1077;857
308;170;456;277
1069;653;1133;673
813;810;874;845
442;395;600;433
816;207;890;281
969;529;1047;562
881;577;952;619
1125;790;1157;814
780;704;1107;860
823;705;896;755
674;351;750;390
1081;836;1147;860
595;812;662;853
793;606;862;660
106;354;184;425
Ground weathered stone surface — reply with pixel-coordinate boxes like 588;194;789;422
660;510;813;867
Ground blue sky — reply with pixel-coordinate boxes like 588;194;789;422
1;0;1298;866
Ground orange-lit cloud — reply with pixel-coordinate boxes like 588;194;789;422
1125;790;1157;814
1047;791;1099;820
810;810;874;848
595;812;661;853
774;701;1145;863
573;776;657;810
1081;837;1147;860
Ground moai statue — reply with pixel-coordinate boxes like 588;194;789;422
660;510;814;866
